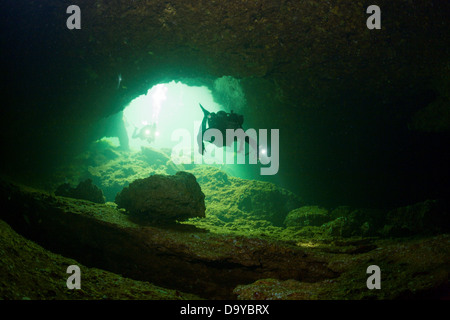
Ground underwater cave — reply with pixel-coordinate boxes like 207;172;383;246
0;0;449;305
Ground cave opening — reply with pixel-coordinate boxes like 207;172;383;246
120;81;223;151
96;77;263;181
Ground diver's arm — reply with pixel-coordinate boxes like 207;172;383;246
197;104;212;154
197;114;208;154
199;104;210;117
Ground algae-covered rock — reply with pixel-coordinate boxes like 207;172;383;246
320;206;386;238
284;206;330;228
234;234;450;300
55;179;105;204
138;146;182;174
382;199;450;236
0;218;199;300
0;181;335;299
189;166;301;226
2;179;449;300
321;217;352;238
53;142;186;202
115;171;205;222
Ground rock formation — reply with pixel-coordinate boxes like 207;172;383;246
115;171;206;222
55;179;105;204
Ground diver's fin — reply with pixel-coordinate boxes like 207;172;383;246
199;103;210;116
201;141;206;155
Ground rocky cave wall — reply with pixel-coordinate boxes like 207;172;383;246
1;0;449;206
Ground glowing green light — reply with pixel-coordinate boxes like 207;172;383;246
101;78;255;180
123;81;221;151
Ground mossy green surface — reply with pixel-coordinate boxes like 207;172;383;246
1;175;449;300
51;143;449;245
234;235;450;300
0;219;200;300
11;143;446;300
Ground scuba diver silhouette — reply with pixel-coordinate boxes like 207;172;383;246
197;103;258;157
132;123;157;144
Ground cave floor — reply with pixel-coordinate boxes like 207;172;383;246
0;181;448;300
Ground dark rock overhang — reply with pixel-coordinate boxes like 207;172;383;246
1;0;449;206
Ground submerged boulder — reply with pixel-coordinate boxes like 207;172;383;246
55;179;105;204
115;171;205;222
381;199;450;236
284;206;330;228
321;206;386;238
189;166;301;226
